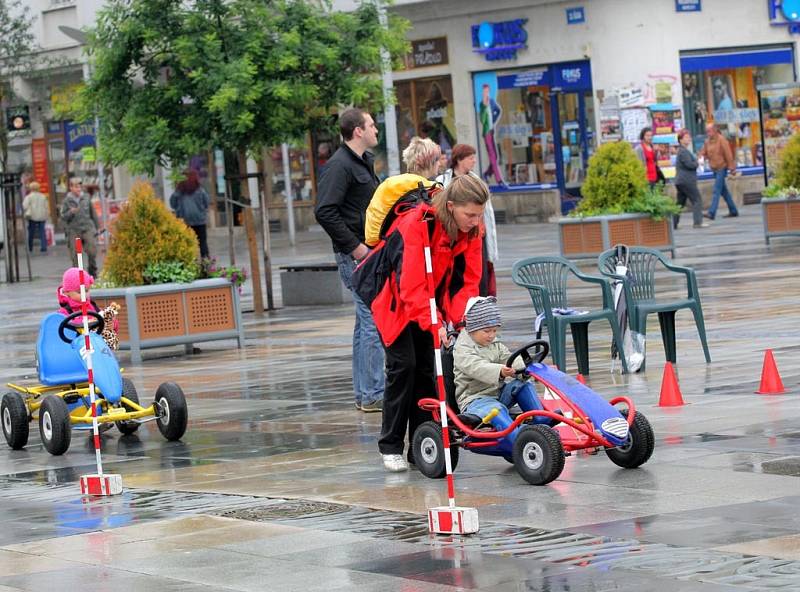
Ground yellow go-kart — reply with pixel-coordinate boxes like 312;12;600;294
2;311;188;455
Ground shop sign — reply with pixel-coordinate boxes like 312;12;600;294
675;0;701;12
499;68;549;88
65;120;96;151
552;61;593;92
769;0;800;34
566;7;585;24
713;108;760;123
5;105;30;133
403;37;448;69
471;19;527;62
31;138;51;194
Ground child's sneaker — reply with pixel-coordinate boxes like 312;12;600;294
382;454;408;472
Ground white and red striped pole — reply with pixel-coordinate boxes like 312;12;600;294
75;238;122;496
421;224;479;535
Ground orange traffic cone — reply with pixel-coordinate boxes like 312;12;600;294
658;362;684;407
756;349;786;395
576;373;586;385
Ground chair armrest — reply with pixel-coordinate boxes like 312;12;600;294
571;270;615;310
661;261;698;299
515;281;553;317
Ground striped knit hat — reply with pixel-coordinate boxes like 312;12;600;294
465;296;501;333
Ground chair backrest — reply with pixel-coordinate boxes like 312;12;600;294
598;246;667;302
512;257;573;312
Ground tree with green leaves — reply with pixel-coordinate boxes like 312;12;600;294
0;0;37;171
79;0;409;175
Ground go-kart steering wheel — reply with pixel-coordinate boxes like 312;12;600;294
58;311;105;344
505;340;550;369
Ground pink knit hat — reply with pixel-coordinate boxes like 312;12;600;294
62;267;94;292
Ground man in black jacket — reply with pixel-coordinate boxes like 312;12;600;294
315;108;384;412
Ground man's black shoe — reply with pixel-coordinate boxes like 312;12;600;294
704;212;714;220
723;212;739;218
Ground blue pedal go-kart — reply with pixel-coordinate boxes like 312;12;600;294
414;340;654;485
1;311;188;456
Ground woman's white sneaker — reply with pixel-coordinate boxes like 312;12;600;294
382;454;409;472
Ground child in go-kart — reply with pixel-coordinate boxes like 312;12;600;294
454;296;550;448
57;267;120;350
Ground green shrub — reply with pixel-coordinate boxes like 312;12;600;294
103;181;199;286
777;134;800;189
143;260;199;284
574;142;648;217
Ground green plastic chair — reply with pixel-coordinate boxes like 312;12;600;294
511;256;628;375
597;246;711;370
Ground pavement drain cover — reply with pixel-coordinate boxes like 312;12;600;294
761;456;800;477
216;499;349;520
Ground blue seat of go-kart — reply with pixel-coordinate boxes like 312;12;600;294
36;313;89;386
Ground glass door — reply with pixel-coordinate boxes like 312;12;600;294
555;91;595;196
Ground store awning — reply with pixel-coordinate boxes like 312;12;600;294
680;47;794;72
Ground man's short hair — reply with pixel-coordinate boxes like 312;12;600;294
69;177;82;186
339;108;367;141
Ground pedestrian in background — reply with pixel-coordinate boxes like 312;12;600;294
700;123;739;220
23;181;49;253
674;129;708;229
634;127;664;188
436;144;498;296
170;170;210;258
60;177;99;276
315;108;384;413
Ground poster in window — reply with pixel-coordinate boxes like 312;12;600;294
758;83;800;181
708;73;736;119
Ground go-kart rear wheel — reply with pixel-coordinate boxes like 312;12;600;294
155;382;187;441
39;396;71;455
116;378;140;435
2;392;29;450
412;421;459;479
605;409;654;469
513;425;565;485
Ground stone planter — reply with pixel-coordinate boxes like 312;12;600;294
761;196;800;245
558;213;675;259
93;278;245;363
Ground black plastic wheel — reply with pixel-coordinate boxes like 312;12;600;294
39;396;72;455
116;378;140;435
605;410;655;469
154;382;188;441
513;425;565;485
2;392;29;450
412;420;459;479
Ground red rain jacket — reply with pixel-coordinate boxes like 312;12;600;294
353;202;483;347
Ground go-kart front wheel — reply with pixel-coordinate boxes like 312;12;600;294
513;425;565;485
155;382;187;441
605;409;654;469
412;421;459;479
116;378;140;435
2;392;29;450
39;396;71;455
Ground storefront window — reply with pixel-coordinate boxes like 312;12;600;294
267;140;313;205
680;45;795;170
472;60;594;192
395;76;456;162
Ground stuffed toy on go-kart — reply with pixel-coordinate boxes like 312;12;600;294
413;340;654;485
1;311;188;456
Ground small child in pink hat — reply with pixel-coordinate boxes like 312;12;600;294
57;267;120;349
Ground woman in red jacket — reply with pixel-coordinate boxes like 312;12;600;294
367;173;489;472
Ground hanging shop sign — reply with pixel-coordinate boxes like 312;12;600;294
5;105;30;133
31;138;51;193
402;37;449;69
65;120;96;151
471;19;527;62
551;61;593;92
769;0;800;34
566;7;585;25
675;0;701;12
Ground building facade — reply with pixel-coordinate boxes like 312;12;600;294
378;0;798;219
